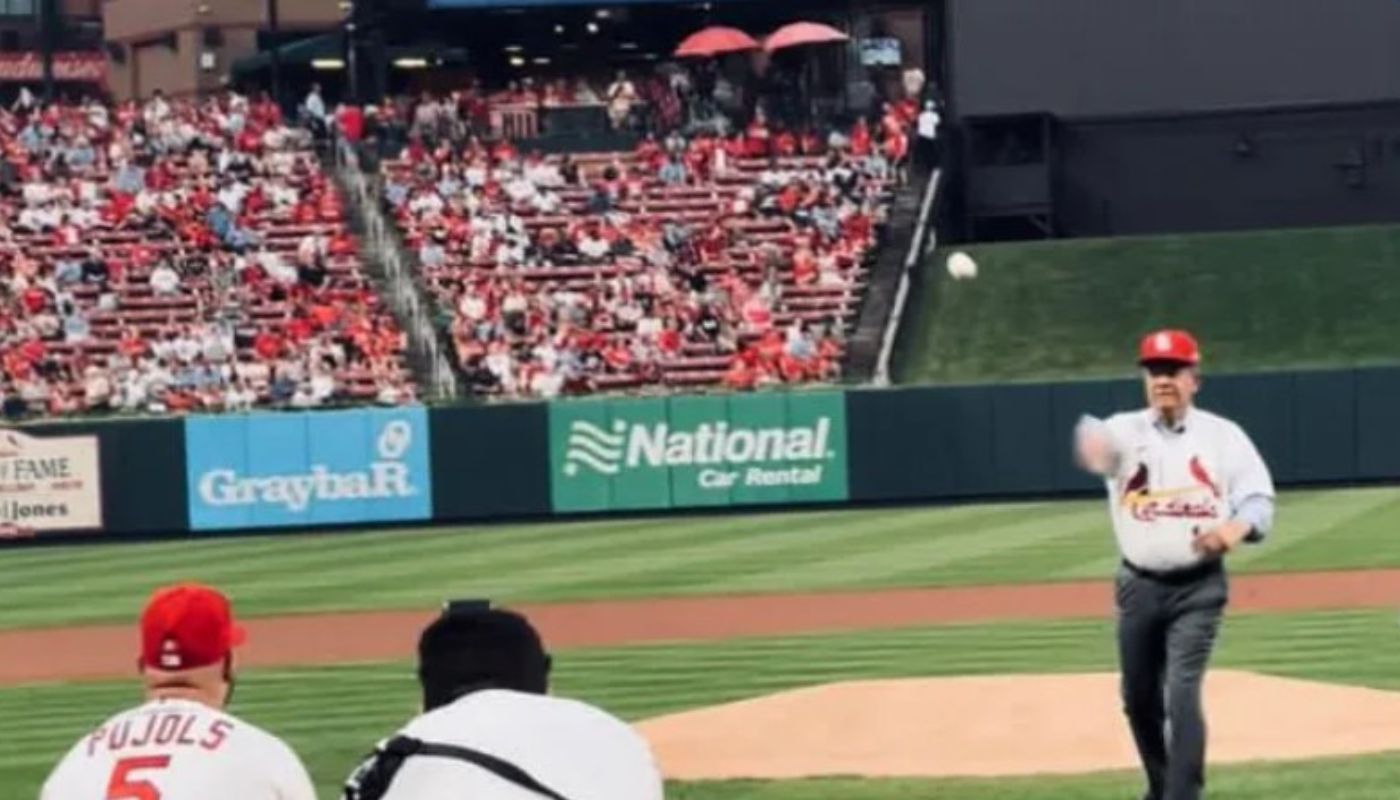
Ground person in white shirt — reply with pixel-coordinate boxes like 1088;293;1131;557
290;382;320;409
303;83;327;127
217;181;249;215
41;583;316;800
310;367;338;403
916;100;941;171
578;233;610;261
150;263;182;296
1074;328;1274;800
342;604;663;800
224;379;258;411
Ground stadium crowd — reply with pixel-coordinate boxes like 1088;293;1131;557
0;90;415;420
353;74;916;398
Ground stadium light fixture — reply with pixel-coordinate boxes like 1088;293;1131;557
311;58;345;70
595;9;610;18
586;21;599;34
509;56;526;67
393;57;429;69
504;44;525;52
554;23;565;34
533;56;551;65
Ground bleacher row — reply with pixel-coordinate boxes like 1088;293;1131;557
0;97;414;418
382;146;891;395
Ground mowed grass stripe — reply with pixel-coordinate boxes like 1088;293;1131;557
536;506;989;600
7;610;1400;797
1053;486;1400;579
703;503;1090;593
0;511;843;626
691;503;1069;592
669;753;1400;800
5;487;1400;630
823;509;1110;590
240;508;890;613
1254;490;1400;571
222;511;841;613
0;514;703;597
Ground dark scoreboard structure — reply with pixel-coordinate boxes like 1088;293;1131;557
948;0;1400;119
426;0;737;5
942;0;1400;241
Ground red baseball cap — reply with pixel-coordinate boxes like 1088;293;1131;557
1138;329;1201;366
139;583;246;672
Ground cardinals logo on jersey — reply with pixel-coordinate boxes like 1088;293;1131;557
1119;458;1221;522
1189;456;1221;498
1121;463;1149;501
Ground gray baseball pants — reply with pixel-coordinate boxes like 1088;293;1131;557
1115;559;1228;800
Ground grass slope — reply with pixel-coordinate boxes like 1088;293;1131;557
2;486;1399;630
6;610;1400;798
894;225;1400;385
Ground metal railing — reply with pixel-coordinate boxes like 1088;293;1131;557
872;167;942;387
330;136;459;400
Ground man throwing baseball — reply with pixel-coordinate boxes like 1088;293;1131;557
41;583;316;800
1074;329;1275;800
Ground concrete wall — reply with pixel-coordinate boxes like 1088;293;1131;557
104;0;342;99
131;30;194;96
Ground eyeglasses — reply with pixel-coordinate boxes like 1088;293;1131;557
1142;361;1189;377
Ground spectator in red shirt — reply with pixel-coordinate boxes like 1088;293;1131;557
723;353;755;391
336;104;364;143
774;129;798;157
329;230;356;257
850;117;873;157
636;135;664;172
792;244;818;285
744;117;771;158
20;285;48;314
253;330;284;360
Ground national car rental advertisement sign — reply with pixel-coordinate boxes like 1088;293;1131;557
550;392;850;512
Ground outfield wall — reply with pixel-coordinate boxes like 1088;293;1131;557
3;366;1398;540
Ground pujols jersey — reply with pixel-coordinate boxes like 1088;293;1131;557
41;697;316;800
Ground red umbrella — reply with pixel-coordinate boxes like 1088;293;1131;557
764;21;850;53
674;26;760;58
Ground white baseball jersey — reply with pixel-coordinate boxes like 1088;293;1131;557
1082;406;1275;572
352;689;664;800
41;697;316;800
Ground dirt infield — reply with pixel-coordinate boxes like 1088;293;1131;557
6;568;1400;686
639;671;1400;779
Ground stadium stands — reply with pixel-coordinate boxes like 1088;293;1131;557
371;92;913;398
0;92;415;419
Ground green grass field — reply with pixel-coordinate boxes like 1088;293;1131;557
2;485;1398;630
5;486;1400;798
7;611;1400;798
893;224;1400;385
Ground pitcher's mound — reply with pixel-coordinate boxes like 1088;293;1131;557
638;670;1400;779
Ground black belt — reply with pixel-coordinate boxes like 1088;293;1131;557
1121;557;1222;584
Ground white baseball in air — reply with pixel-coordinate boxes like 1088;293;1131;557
946;251;978;280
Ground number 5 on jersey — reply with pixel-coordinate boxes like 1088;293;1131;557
107;755;172;800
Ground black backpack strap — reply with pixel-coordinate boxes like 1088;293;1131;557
344;735;573;800
414;739;573;800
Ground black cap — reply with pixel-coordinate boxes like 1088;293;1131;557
417;604;551;710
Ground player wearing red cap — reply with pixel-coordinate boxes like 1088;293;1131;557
1073;330;1275;800
40;583;316;800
